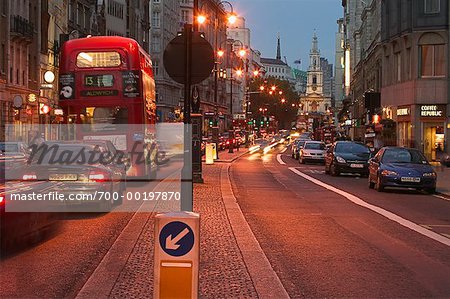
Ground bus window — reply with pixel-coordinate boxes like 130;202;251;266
76;52;121;68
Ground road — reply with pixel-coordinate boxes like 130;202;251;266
230;143;450;298
0;160;181;298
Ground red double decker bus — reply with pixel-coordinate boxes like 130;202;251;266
58;36;156;178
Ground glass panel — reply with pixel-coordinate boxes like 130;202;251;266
420;45;433;77
434;44;445;76
76;52;121;68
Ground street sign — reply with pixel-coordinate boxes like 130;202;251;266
154;212;200;299
159;221;195;257
163;32;214;85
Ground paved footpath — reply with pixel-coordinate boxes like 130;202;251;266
76;149;287;298
434;165;450;196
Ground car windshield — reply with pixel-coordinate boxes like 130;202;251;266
335;142;370;154
0;143;19;153
305;143;325;150
381;149;428;164
28;144;105;165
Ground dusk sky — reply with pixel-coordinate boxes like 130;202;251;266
233;0;343;71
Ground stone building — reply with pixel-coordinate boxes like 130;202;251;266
381;0;449;160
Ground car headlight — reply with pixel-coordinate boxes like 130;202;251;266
423;172;436;178
336;156;346;163
381;170;398;176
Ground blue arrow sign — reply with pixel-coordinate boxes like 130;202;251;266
159;221;194;257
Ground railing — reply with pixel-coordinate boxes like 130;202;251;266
10;15;34;40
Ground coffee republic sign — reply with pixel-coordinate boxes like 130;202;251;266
420;105;446;118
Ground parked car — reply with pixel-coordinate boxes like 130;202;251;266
291;139;308;160
368;147;437;193
299;141;326;164
0;142;29;158
24;143;126;210
325;141;371;176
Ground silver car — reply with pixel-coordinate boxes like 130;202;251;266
299;141;326;164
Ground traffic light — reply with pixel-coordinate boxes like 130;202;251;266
209;119;213;126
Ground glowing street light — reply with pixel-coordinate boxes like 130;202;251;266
253;70;260;77
235;69;243;77
227;13;237;25
197;15;207;24
271;86;276;91
217;49;225;57
238;48;246;57
259;85;265;91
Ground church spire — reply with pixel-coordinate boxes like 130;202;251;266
276;33;281;60
311;30;319;54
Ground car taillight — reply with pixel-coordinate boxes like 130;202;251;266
22;173;37;181
89;170;110;182
0;195;5;206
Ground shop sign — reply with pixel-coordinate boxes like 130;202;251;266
397;107;410;116
420;105;445;118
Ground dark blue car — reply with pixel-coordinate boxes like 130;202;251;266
368;147;437;193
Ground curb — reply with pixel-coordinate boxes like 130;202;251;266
202;150;249;163
220;163;290;299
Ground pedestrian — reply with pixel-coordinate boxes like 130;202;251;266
29;131;45;147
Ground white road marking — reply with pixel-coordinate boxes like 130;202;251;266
276;154;286;165
433;194;450;202
280;147;287;153
288;167;450;247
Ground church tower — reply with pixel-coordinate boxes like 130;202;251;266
299;32;331;116
306;32;323;96
276;33;281;60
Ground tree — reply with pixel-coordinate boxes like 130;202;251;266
248;77;298;130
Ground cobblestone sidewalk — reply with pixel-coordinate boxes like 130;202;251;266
107;163;257;298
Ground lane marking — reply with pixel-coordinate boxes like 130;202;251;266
276;154;286;165
280;147;287;154
433;194;450;202
288;167;450;247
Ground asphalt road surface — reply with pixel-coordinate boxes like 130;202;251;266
230;143;450;298
0;160;181;298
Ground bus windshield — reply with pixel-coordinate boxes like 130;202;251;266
76;51;121;68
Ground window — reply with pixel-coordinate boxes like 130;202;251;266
406;48;412;80
2;0;7;15
152;11;160;28
153;60;159;76
420;44;445;77
0;44;4;73
424;0;440;14
395;52;401;82
151;36;160;52
76;52;121;68
77;3;83;26
181;10;189;23
312;75;317;84
153;0;160;2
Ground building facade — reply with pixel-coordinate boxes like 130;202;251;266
334;18;345;109
381;0;449;160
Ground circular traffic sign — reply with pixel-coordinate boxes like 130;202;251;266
163;32;214;85
159;221;195;257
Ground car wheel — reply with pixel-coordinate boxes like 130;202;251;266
375;175;384;192
291;153;295;158
368;176;375;189
330;163;340;176
424;187;436;194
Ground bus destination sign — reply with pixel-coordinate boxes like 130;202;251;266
80;90;119;97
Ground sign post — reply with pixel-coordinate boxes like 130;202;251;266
154;212;200;299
